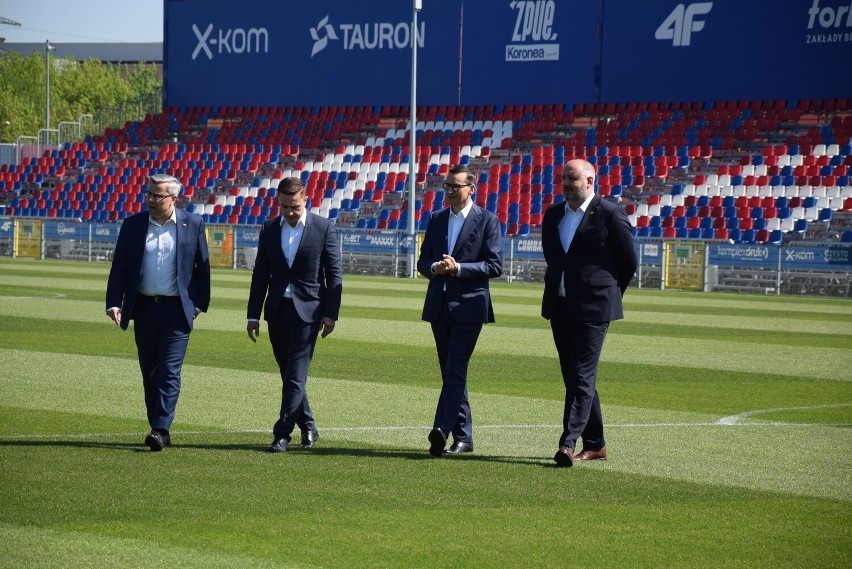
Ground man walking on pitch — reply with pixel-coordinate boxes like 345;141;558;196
247;177;343;453
106;174;210;451
540;159;637;467
417;165;503;457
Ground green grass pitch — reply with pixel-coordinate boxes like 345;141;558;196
1;257;850;568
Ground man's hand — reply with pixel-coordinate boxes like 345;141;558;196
247;320;260;343
106;307;121;326
433;254;458;276
320;317;336;338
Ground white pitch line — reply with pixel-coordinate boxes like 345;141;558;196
2;419;851;441
716;403;852;425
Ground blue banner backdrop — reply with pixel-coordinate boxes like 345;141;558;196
165;0;851;107
164;0;598;108
600;0;852;102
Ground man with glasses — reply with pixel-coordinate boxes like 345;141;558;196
417;165;503;457
106;174;210;451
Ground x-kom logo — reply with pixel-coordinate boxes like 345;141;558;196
310;15;338;58
192;23;269;60
655;2;713;46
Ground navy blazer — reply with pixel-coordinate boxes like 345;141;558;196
417;203;503;324
247;213;343;323
541;196;637;322
106;208;211;330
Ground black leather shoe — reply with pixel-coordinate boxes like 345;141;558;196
300;427;319;449
446;441;474;454
554;446;574;467
428;428;447;457
144;431;166;452
267;437;290;453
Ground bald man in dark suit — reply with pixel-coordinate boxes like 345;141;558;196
541;159;637;467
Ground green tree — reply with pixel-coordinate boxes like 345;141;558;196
0;50;161;143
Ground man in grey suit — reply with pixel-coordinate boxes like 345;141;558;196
417;165;503;457
247;177;343;453
106;174;211;451
541;159;637;467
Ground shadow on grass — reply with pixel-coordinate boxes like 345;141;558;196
0;439;560;466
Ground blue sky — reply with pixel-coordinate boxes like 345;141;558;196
1;0;163;43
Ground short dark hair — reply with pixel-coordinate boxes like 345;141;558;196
447;165;476;187
277;177;306;196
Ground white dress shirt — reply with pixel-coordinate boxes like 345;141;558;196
557;194;594;296
280;210;307;298
432;200;473;280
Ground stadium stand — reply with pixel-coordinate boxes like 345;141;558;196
1;99;850;244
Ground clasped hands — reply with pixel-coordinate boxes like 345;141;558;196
432;254;459;277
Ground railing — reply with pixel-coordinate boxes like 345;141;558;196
1;219;850;297
0;89;162;167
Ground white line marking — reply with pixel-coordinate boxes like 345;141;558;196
2;419;850;441
716;403;852;425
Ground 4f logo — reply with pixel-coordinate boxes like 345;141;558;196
310;15;338;57
655;2;713;46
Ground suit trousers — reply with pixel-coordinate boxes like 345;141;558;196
132;297;191;433
430;294;482;443
267;298;320;440
550;297;610;451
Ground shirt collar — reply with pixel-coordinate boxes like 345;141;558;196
149;209;177;227
565;193;594;215
450;200;474;219
281;210;308;229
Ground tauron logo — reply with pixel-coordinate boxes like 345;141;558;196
310;15;339;58
655;2;713;46
192;23;269;60
308;15;424;57
506;0;560;62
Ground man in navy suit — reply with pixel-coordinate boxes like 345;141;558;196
247;177;343;453
106;174;211;451
417;165;503;457
541;159;637;467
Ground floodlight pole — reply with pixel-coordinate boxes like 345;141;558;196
45;40;55;131
407;0;422;278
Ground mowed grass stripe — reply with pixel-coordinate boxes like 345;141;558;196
2;349;850;503
0;523;293;569
3;299;851;380
3;285;851;350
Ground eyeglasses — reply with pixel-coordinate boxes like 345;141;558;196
145;192;173;201
442;183;472;191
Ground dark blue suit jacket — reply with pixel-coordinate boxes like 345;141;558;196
541;196;637;322
106;208;211;330
247;213;343;323
417;203;503;324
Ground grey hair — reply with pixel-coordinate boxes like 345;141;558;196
148;174;182;197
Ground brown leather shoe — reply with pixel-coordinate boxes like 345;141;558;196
553;446;574;467
575;447;608;461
